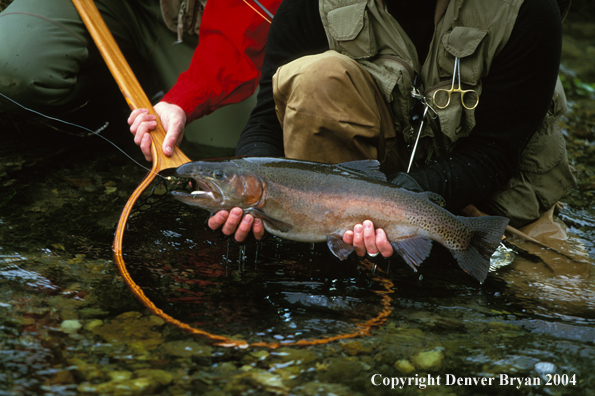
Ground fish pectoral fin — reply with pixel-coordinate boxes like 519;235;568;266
247;209;293;233
390;235;433;271
326;233;355;261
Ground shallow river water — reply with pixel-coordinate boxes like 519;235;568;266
1;16;595;396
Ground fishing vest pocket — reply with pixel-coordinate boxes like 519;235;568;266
429;26;488;149
326;2;378;59
359;55;416;139
160;0;206;42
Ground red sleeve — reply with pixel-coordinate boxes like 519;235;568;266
161;0;281;123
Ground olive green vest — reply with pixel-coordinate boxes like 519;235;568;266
160;0;207;42
320;0;576;227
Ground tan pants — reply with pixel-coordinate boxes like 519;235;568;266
273;50;408;174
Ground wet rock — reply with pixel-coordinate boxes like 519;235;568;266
394;359;416;374
248;349;270;362
60;309;79;321
60;319;82;333
212;361;239;374
160;340;212;358
84;319;103;331
411;348;444;371
134;369;174;386
108;370;133;382
91;311;165;352
319;357;365;384
47;295;87;312
535;361;556;381
339;340;375;356
386;326;427;347
374;348;399;366
77;368;174;395
223;369;288;395
68;358;105;382
270;347;319;365
486;355;539;374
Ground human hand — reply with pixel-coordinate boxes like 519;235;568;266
127;102;186;161
207;208;265;242
342;220;393;258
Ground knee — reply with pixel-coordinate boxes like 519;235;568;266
0;10;86;112
275;51;365;99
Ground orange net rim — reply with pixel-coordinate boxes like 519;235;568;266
114;185;394;349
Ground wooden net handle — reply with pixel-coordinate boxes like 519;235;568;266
71;0;190;171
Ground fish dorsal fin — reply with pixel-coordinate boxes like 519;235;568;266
420;191;446;207
338;160;387;181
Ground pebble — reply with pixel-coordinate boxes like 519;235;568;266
60;319;83;333
394;359;416;374
535;361;556;381
411;349;444;371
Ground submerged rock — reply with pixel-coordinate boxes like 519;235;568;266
160;340;212;358
411;349;444;371
91;311;165;352
394;359;415;374
223;369;288;395
60;319;82;333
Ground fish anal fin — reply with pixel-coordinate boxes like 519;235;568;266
327;233;355;261
390;235;433;271
247;209;294;233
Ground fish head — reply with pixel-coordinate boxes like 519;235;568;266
171;160;265;212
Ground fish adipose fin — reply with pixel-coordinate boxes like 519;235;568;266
420;191;446;207
247;209;294;233
451;216;509;283
390;235;433;271
326;233;355;260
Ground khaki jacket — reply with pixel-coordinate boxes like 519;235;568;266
320;0;576;226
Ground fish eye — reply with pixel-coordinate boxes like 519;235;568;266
213;170;223;179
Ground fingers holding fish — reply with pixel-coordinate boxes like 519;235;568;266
235;213;256;242
374;227;394;258
351;224;366;257
252;218;265;240
207;208;265;242
343;221;394;258
207;210;229;231
220;207;243;237
363;221;379;256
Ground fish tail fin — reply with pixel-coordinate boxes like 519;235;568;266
451;216;509;283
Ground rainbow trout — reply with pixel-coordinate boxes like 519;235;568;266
171;158;509;283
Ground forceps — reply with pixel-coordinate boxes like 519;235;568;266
432;57;479;110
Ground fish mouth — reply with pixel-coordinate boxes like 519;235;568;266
170;176;220;202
